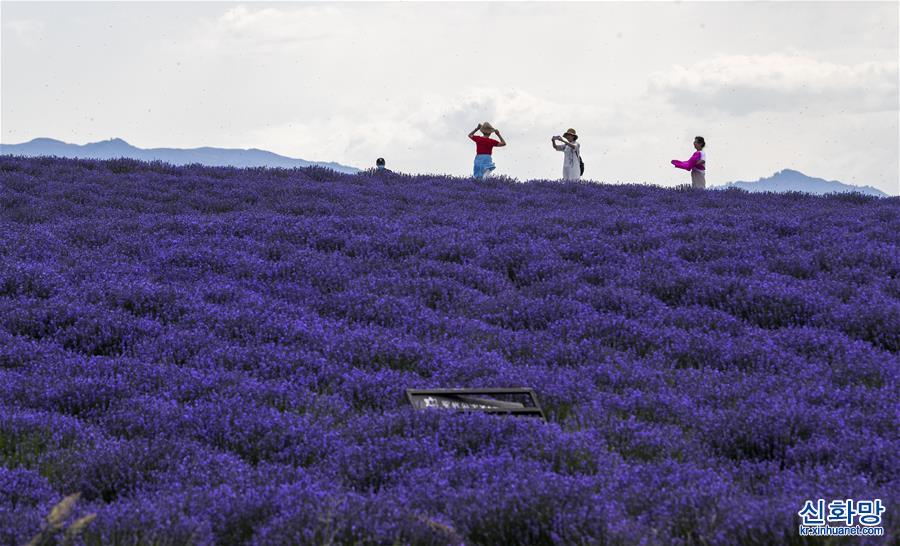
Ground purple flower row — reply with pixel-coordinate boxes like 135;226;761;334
1;156;897;544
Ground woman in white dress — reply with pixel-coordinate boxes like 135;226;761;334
551;128;581;181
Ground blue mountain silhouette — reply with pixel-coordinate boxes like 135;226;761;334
718;169;887;197
0;137;359;174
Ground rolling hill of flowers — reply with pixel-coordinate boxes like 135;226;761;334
1;155;898;545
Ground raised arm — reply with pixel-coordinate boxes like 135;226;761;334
468;125;480;141
672;151;702;170
493;130;507;147
551;137;565;151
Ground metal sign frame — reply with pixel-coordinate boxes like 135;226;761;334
406;388;546;421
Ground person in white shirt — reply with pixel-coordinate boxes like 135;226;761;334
552;128;582;181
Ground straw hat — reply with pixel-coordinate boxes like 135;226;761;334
480;122;495;133
563;128;577;138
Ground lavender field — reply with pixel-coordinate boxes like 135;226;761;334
1;155;898;545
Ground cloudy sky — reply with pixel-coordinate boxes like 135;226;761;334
2;1;898;194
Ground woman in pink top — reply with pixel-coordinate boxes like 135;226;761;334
671;136;707;189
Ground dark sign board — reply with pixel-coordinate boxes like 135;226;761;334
406;388;546;420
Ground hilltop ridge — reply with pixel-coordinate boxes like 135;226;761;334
0;137;359;174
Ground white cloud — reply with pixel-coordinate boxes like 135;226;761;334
407;88;574;138
2;2;896;194
189;4;353;53
244;86;667;181
2;19;46;47
649;53;899;116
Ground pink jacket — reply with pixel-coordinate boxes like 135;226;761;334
671;151;705;171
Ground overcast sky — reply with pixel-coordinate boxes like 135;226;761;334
2;1;898;194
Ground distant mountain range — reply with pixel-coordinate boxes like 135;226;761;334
1;139;892;196
716;169;888;197
0;137;360;174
